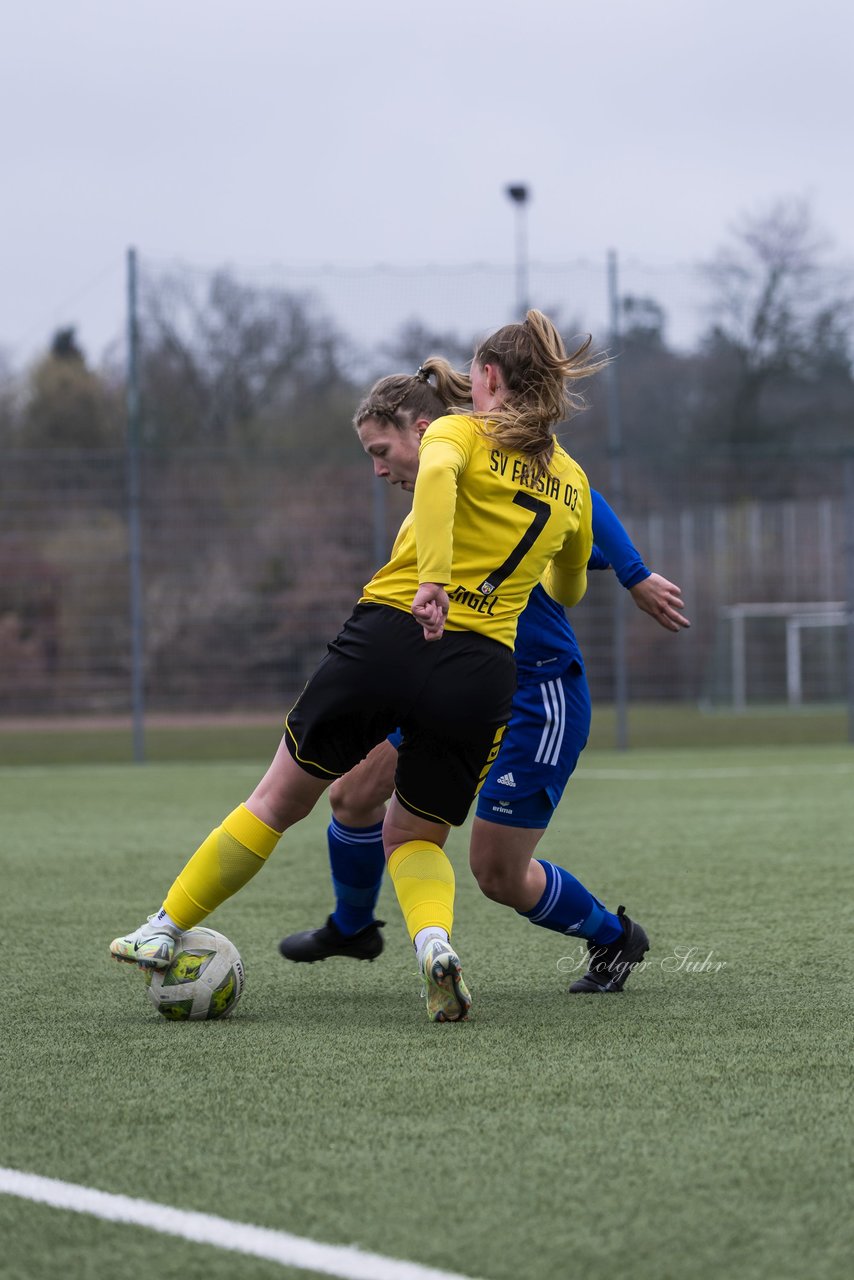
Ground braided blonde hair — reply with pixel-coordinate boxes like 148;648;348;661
353;357;472;432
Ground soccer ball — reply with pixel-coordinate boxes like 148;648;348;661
144;927;245;1021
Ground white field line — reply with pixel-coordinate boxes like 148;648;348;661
0;1168;482;1280
578;762;854;781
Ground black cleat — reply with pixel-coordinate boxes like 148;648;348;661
568;906;649;994
279;915;385;964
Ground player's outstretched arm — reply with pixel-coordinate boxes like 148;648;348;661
629;572;691;632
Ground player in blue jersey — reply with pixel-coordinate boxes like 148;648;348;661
279;370;689;994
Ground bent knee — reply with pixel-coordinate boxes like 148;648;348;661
328;774;353;814
471;865;521;905
329;775;386;828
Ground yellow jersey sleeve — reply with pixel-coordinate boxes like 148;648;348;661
411;422;471;585
540;493;593;607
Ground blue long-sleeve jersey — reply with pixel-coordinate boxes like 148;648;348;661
514;489;650;682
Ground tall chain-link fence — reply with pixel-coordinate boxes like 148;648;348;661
1;251;852;746
2;451;851;718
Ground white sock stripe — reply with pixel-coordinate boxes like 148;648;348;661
0;1168;481;1280
528;862;561;923
329;821;383;845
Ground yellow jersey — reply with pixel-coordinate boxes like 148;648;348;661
361;414;592;649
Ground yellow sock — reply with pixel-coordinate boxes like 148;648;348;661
163;804;282;929
387;841;455;943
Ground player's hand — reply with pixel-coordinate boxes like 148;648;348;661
629;573;691;632
411;583;449;642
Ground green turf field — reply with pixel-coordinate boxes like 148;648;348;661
1;744;852;1280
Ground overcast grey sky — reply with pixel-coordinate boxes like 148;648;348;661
2;0;852;366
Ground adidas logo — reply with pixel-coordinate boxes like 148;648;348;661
496;772;516;787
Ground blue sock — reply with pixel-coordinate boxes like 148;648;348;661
519;859;623;943
327;817;385;936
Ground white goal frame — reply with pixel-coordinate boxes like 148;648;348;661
721;602;848;708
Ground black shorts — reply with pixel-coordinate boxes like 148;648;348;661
285;603;515;826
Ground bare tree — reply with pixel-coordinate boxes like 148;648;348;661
138;268;358;451
700;198;854;439
374;319;477;381
18;328;121;449
0;348;20;444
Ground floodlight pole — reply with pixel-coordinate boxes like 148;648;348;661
505;184;530;319
846;455;854;744
606;249;629;750
126;247;146;763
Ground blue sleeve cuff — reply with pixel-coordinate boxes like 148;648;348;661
590;489;650;590
621;565;651;590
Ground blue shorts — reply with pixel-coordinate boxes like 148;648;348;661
475;664;591;829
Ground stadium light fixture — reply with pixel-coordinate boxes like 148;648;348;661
504;184;531;319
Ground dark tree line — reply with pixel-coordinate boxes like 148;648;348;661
570;200;854;503
1;199;851;715
1;199;852;499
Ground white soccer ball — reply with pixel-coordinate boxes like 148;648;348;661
144;927;245;1021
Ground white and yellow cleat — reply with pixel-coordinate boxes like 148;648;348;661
110;915;182;971
420;939;471;1023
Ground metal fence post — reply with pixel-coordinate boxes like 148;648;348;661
846;455;854;744
126;247;145;763
606;249;628;749
372;474;387;568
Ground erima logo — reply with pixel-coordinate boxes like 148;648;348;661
496;772;516;787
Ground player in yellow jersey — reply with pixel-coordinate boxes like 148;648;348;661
280;370;687;991
110;310;607;1022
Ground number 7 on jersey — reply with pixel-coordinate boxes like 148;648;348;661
476;492;551;596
